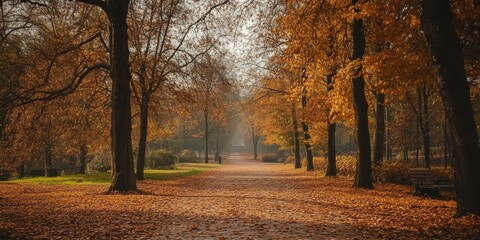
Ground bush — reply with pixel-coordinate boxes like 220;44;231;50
29;169;45;177
146;149;177;169
0;166;15;180
373;162;410;184
178;149;197;163
87;152;111;173
262;154;279;163
431;168;454;185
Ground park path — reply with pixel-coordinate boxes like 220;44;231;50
1;153;479;239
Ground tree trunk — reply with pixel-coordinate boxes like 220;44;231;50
215;130;220;162
44;141;55;177
17;162;25;179
0;107;7;140
444;112;448;169
79;145;87;174
253;132;259;161
301;88;314;171
136;91;149;180
326;122;336;176
292;105;301;169
421;85;430;168
326;74;336;176
204;108;209;163
108;0;137;192
421;0;480;216
352;0;373;189
416;121;420;166
373;93;385;166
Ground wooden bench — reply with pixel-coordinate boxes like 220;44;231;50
409;168;454;197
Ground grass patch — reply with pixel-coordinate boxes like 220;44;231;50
9;163;219;185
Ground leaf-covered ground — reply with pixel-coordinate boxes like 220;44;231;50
1;154;479;239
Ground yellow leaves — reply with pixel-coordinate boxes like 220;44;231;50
410;15;421;29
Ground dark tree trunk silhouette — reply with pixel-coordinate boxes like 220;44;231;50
301;87;314;171
79;145;87;174
252;127;260;160
44;141;54;177
204;108;209;163
326;74;336;176
326;122;336;176
352;0;373;189
372;93;385;166
107;0;137;192
421;0;480;216
292;105;301;169
417;85;431;168
136;88;149;180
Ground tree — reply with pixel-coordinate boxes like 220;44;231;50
351;0;373;189
190;53;232;163
421;0;480;216
73;0;136;191
128;0;230;180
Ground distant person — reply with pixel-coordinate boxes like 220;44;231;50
218;155;222;164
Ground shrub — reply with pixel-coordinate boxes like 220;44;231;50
146;149;177;169
0;166;15;180
262;154;279;163
373;162;410;184
178;149;197;163
431;167;454;185
87;152;111;173
29;169;45;177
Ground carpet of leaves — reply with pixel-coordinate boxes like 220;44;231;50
1;154;479;239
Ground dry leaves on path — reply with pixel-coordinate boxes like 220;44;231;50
1;154;479;239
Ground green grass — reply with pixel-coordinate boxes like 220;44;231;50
8;163;219;185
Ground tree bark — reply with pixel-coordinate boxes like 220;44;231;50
421;85;431;168
136;91;149;180
44;141;54;177
372;93;385;166
352;0;373;189
204;107;209;163
108;0;137;192
326;74;336;176
301;88;314;171
444;112;448;169
292;106;301;169
421;0;480;216
326;122;336;176
79;145;87;174
252;129;260;160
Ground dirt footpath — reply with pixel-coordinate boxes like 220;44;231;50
1;153;479;239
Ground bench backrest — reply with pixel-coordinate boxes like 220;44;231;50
409;168;435;186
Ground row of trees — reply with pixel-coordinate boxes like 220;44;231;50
246;0;479;216
0;1;236;189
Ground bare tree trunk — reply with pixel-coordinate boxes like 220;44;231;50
301;88;314;171
215;129;220;162
326;122;336;176
292;105;301;169
326;74;336;176
444;112;448;169
373;93;385;166
421;0;480;216
252;131;260;160
44;141;54;177
421;85;430;168
136;91;149;180
108;0;137;191
79;145;87;174
204;108;209;163
352;0;373;189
